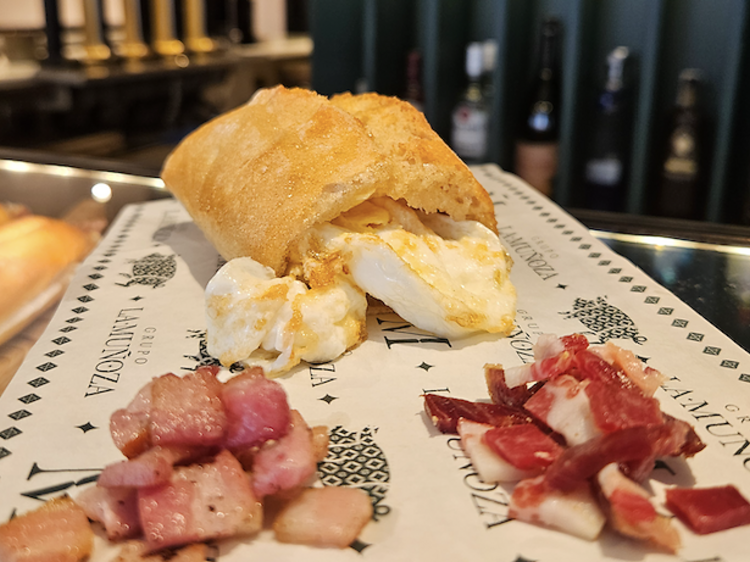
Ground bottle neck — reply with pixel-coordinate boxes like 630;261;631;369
538;22;559;76
677;82;697;109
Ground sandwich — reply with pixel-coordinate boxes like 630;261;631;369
161;86;516;375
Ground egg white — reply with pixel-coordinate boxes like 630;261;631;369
205;198;516;373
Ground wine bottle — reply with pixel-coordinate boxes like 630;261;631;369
514;17;561;197
655;69;704;219
583;46;631;211
481;39;497;104
451;42;489;163
403;49;424;112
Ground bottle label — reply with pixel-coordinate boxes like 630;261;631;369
664;157;697;177
585;157;623;186
451;106;488;160
514;141;558;196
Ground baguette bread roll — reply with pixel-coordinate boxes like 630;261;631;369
161;86;497;275
0;216;93;346
162;86;387;275
329;92;497;231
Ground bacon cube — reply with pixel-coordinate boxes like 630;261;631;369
98;445;204;489
0;496;94;562
112;540;208;562
138;450;262;551
252;410;317;498
149;370;227;448
273;487;373;548
76;485;141;541
222;367;291;449
110;381;154;458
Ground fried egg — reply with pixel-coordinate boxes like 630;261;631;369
206;258;367;374
206;198;516;374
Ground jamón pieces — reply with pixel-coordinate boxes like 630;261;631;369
424;334;749;552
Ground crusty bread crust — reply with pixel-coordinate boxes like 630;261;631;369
162;87;386;275
161;86;497;275
330;92;497;232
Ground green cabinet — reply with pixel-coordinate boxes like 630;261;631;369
310;0;750;224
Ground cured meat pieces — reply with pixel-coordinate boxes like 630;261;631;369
423;333;738;553
666;485;750;535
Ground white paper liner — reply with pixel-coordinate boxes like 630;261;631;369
1;164;749;561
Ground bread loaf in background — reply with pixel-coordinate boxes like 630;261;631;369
161;86;496;276
0;215;94;346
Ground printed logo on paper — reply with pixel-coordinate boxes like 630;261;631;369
117;252;177;288
561;296;646;344
318;426;391;521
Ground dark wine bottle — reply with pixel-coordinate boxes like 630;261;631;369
451;42;489;163
584;46;631;211
403;49;424;112
514;17;561;197
655;69;705;220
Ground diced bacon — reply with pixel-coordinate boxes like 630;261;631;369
583;378;663;434
195;364;221;377
597;464;681;553
509;475;606;541
149;369;227;448
590;342;667;396
504;351;576;388
523;375;601;446
665;485;750;535
138;450;262;551
273;486;373;548
113;540;208;562
75;485;141;541
98;446;206;489
544;428;655;492
458;419;538;483
311;425;330;462
0;496;94;562
252;410;317;498
483;424;563;472
484;364;536;408
423;393;533;434
222;367;291;449
534;333;589;360
110;381;154;459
